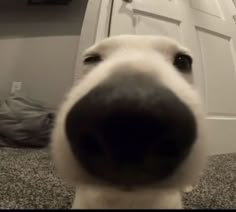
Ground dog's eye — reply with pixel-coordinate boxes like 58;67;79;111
173;53;192;73
83;54;102;64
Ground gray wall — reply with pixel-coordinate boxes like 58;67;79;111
0;0;88;107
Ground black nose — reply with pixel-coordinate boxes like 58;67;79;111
65;73;197;186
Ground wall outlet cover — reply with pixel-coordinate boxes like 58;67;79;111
11;81;22;93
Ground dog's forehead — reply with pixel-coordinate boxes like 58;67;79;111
84;35;190;56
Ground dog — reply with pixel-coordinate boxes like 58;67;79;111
51;35;207;209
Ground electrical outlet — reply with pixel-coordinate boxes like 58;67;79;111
11;81;22;93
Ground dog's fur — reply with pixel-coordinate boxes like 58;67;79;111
51;35;207;209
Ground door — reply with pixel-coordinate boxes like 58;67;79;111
107;0;236;155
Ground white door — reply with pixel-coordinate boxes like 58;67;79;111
107;0;236;155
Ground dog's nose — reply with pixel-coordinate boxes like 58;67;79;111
65;73;197;186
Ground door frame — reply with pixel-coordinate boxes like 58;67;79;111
73;0;113;83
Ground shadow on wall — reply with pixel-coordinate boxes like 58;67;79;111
0;0;88;37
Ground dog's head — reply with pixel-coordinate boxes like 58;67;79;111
51;35;206;191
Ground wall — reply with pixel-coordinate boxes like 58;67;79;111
0;0;88;107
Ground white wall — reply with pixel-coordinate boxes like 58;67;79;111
0;0;87;107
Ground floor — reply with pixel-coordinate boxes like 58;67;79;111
0;147;235;209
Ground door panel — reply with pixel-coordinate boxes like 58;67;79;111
189;0;224;19
197;28;236;115
110;0;183;40
135;15;181;42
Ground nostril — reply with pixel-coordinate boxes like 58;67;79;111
79;134;104;155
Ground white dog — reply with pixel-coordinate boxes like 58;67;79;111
51;35;207;209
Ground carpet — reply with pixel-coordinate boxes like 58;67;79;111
0;147;235;209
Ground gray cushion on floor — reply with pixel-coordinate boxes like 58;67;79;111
0;147;235;209
0;94;55;148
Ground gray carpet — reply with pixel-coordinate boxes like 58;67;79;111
0;147;235;209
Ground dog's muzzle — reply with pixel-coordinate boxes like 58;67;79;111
65;73;197;186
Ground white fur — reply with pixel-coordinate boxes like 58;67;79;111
51;35;207;209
